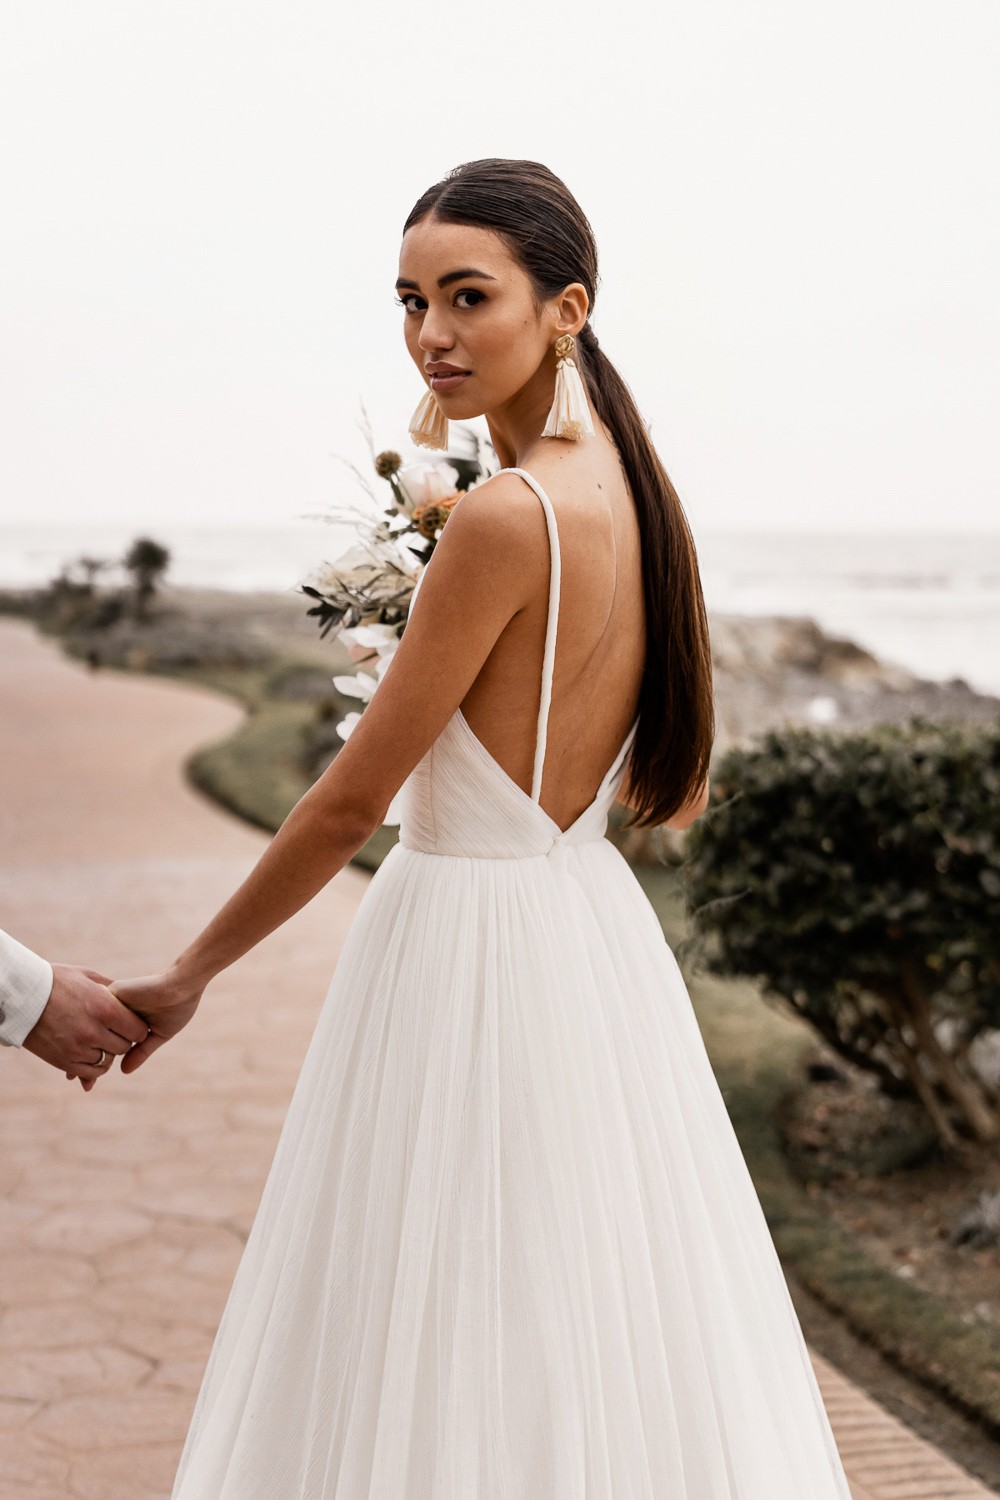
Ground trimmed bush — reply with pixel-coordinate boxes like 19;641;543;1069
684;719;1000;1147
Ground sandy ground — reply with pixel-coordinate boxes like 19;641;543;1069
1;619;994;1500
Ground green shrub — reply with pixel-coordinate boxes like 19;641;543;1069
684;719;1000;1147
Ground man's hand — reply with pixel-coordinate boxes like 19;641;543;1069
22;965;152;1091
103;969;205;1075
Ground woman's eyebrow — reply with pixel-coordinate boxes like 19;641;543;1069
395;268;499;291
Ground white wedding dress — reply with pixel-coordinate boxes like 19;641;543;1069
170;467;853;1498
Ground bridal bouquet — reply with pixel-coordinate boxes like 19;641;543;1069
300;426;493;757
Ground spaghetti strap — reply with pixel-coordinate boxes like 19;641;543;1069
498;466;561;805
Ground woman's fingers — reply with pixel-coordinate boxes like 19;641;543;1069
97;1023;149;1055
118;1031;169;1074
64;1019;149;1088
102;985;156;1046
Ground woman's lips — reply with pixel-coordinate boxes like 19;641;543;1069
429;371;471;393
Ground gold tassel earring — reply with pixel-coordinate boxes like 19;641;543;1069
541;333;595;441
408;388;450;451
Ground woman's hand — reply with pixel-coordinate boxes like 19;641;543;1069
105;968;205;1075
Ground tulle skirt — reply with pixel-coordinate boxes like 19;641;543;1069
170;839;852;1498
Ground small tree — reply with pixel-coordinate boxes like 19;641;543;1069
123;537;170;619
66;554;111;592
684;719;1000;1148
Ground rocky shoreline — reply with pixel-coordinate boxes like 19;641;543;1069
3;583;998;754
708;611;1000;754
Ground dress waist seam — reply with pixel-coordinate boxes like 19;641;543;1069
396;841;605;861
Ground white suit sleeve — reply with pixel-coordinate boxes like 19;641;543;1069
0;929;54;1047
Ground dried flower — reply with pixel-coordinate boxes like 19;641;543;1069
412;495;461;539
375;450;403;479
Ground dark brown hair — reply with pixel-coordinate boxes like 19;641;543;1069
404;158;715;828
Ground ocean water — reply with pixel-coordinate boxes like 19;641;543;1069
698;530;1000;697
2;522;1000;698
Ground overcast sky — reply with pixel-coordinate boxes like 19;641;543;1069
1;0;997;536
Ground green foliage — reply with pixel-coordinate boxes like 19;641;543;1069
23;538;168;634
684;719;1000;1145
634;861;1000;1434
188;702;318;834
123;536;171;616
29;558;126;635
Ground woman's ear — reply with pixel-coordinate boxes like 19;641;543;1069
550;282;590;339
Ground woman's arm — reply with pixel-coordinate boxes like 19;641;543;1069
108;475;542;1073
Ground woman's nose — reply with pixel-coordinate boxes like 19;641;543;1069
417;308;455;353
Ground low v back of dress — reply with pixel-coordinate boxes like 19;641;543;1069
398;466;640;858
170;467;853;1498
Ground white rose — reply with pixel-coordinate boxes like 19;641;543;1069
397;461;460;514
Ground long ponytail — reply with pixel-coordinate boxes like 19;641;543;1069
404;159;715;827
575;322;714;827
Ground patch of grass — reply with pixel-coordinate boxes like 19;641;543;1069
187;699;318;834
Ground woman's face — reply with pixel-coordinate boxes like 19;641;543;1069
396;217;557;422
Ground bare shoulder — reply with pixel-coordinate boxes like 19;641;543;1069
399;472;547;632
428;448;621;595
425;470;550;585
449;469;550;534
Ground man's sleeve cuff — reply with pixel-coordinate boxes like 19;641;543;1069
0;944;55;1048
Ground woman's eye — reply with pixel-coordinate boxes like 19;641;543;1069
394;289;484;313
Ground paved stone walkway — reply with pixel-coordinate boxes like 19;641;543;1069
1;619;995;1498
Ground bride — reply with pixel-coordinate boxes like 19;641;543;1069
86;158;853;1497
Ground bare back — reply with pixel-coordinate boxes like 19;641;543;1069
457;444;646;833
